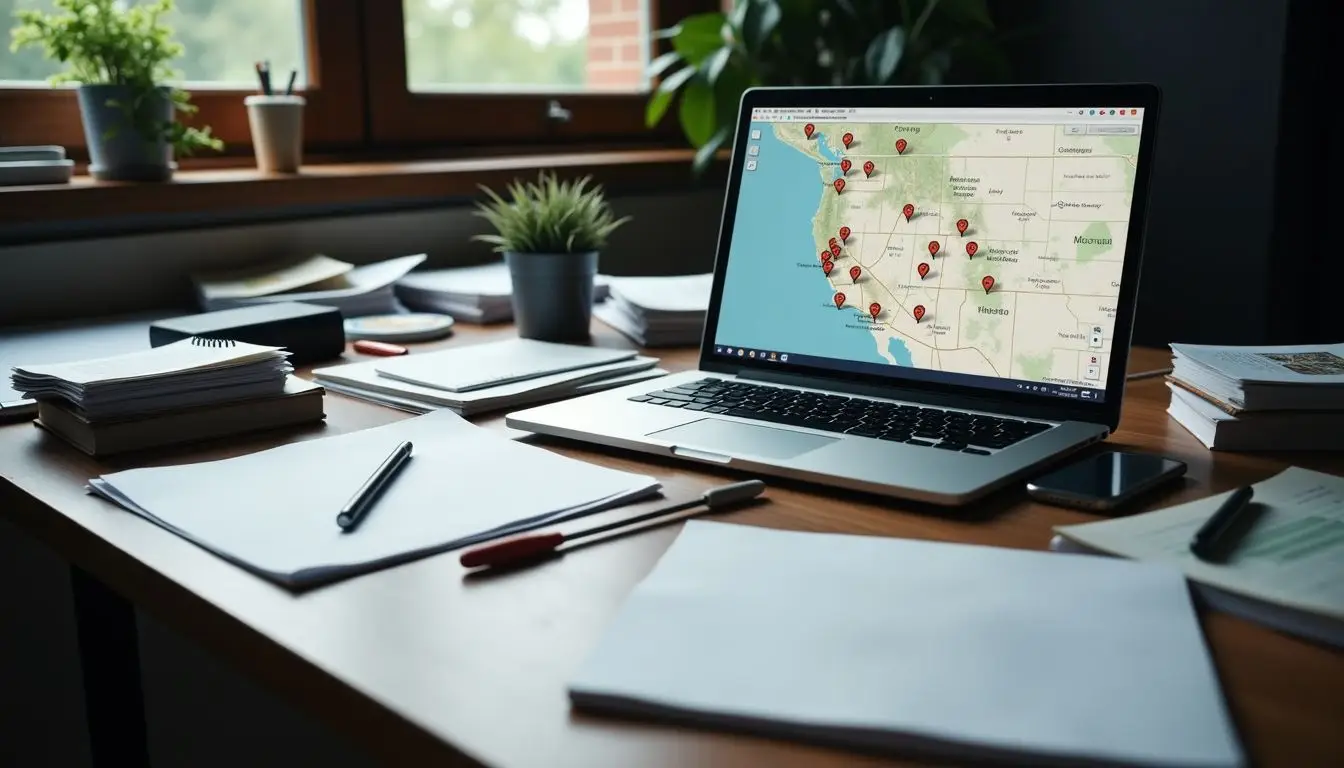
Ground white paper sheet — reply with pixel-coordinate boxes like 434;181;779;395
571;522;1243;767
374;339;636;393
89;411;659;586
1056;467;1344;621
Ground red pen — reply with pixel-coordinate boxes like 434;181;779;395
460;480;767;570
352;339;408;356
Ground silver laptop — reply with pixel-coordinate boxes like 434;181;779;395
509;84;1162;505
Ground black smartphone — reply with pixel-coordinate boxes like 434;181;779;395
1025;451;1186;512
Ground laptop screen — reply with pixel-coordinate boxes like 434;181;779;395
710;104;1148;404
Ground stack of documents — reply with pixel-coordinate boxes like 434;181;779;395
193;254;426;317
89;411;660;586
11;338;292;420
594;273;712;347
396;261;610;323
571;522;1243;767
1053;467;1344;648
314;338;665;416
10;338;322;455
1167;342;1344;450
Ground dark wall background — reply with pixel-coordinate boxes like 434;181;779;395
998;0;1300;347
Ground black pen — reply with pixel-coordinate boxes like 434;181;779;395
337;441;414;532
1189;485;1254;562
284;69;297;96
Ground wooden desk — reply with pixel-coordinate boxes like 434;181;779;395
1;324;1341;767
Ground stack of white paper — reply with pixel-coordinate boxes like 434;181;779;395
594;274;712;347
396;261;610;323
571;522;1244;767
89;411;661;586
1167;343;1344;450
11;338;291;420
313;338;666;416
193;254;426;317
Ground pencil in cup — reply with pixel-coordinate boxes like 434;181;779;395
245;94;305;173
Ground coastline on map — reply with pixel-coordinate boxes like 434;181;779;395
715;122;908;367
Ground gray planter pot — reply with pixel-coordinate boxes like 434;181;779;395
76;84;176;182
505;251;598;342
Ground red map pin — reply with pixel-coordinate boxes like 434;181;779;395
966;241;979;257
928;240;940;257
869;302;881;321
838;226;851;243
895;138;908;155
804;123;815;139
902;203;915;222
829;236;838;246
834;292;846;309
982;275;995;294
913;305;926;323
842;132;854;148
863;160;875;178
830;243;842;258
820;250;830;262
822;260;834;276
849;265;862;282
917;262;930;279
956;218;969;236
833;178;846;194
840;158;852;174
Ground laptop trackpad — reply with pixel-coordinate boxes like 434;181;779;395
648;418;838;461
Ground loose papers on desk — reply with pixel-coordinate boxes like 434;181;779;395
314;338;665;415
1053;467;1344;648
314;355;665;416
88;411;660;587
571;522;1243;768
395;261;611;323
593;273;712;347
193;254;426;317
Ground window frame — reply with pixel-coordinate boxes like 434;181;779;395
0;0;721;160
0;0;366;156
361;0;714;147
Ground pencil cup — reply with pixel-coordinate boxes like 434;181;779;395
245;95;305;173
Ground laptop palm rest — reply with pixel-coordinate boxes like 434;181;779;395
648;419;838;462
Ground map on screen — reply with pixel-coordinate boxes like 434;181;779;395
713;106;1145;401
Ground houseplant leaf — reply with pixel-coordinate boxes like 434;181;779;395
678;76;717;149
646;65;695;127
864;26;906;84
741;0;782;54
671;12;728;66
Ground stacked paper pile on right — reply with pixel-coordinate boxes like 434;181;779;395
1167;342;1344;450
594;274;712;347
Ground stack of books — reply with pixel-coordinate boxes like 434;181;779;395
313;338;665;416
1166;342;1344;450
396;261;610;323
192;253;426;317
594;274;712;347
10;338;324;455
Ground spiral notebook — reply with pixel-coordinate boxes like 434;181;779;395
10;337;293;421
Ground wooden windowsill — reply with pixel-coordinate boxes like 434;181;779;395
0;148;725;244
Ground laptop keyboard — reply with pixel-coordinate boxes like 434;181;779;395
629;378;1052;454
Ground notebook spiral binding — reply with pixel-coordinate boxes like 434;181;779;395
191;337;237;348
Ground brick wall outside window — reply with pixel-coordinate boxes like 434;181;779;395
586;0;649;90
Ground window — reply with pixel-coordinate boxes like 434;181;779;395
0;0;713;160
0;0;307;86
403;0;648;93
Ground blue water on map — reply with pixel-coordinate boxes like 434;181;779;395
716;122;913;367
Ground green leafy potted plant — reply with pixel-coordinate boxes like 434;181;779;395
648;0;1012;173
474;172;630;342
10;0;222;181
